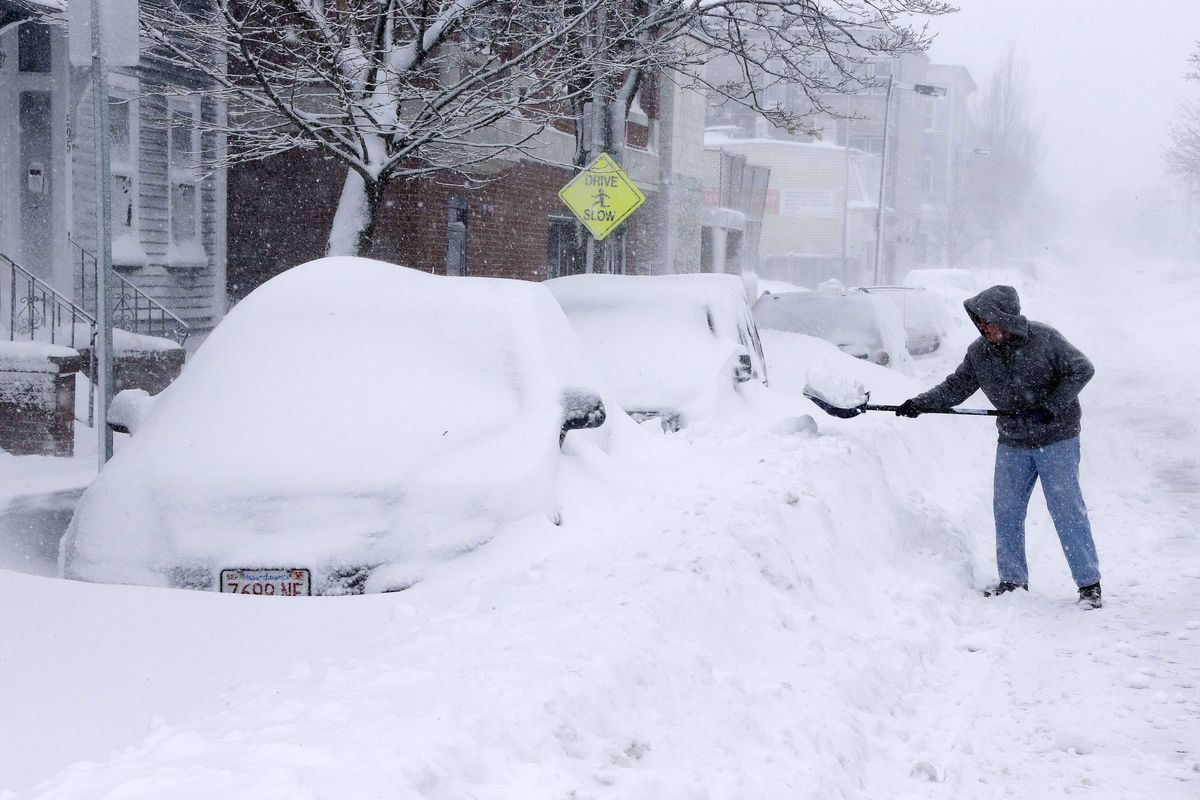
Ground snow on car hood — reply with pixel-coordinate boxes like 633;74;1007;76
61;258;608;589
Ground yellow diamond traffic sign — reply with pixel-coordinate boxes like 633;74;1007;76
558;153;646;241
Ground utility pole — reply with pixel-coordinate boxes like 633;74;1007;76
873;75;894;286
583;2;608;275
90;0;115;466
840;116;852;280
872;77;946;285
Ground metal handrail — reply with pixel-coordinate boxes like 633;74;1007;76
2;251;96;350
71;239;191;346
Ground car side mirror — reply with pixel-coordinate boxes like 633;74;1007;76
560;388;606;446
107;389;156;435
734;353;754;383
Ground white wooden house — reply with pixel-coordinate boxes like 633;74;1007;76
0;0;225;351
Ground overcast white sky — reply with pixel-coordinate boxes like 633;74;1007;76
927;1;1197;211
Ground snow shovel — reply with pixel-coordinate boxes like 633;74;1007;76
803;386;1005;420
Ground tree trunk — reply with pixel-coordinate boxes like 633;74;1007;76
327;169;387;257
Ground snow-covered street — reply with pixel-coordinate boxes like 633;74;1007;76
2;249;1197;798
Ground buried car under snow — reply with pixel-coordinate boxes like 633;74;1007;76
60;258;608;595
545;273;767;430
751;288;910;369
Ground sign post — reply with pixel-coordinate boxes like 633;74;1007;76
559;153;646;245
70;0;139;467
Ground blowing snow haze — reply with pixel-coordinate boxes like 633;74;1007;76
3;0;1200;796
929;0;1198;250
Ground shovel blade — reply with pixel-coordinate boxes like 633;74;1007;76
803;388;869;418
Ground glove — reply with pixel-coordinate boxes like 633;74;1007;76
1014;406;1054;424
896;399;923;418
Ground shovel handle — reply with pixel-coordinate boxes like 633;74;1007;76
866;404;1004;417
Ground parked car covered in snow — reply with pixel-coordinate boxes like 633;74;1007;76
751;289;910;368
61;258;609;596
545;273;767;430
859;286;944;355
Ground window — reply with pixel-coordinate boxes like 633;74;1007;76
108;96;136;236
446;197;468;276
107;81;148;268
546;215;581;278
922;96;940;132
868;60;893;95
168;97;205;266
18;22;52;73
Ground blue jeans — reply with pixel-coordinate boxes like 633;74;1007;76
993;437;1101;588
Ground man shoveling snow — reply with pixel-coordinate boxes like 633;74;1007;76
895;285;1103;609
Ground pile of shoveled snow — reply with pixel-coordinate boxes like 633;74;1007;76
4;323;997;798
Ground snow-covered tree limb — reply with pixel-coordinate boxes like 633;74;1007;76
142;0;606;255
139;0;951;258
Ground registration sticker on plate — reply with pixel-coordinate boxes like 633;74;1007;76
220;568;311;596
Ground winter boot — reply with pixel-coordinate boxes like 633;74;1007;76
1077;582;1102;609
982;581;1028;597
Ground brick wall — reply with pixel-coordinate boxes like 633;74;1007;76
78;348;186;395
0;351;82;457
228;153;645;294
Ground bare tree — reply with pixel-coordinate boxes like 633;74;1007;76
1166;44;1200;178
559;0;954;271
956;47;1042;261
142;0;606;256
142;0;952;260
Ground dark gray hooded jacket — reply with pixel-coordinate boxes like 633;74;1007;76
914;285;1094;449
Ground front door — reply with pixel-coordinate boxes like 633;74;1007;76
1;19;61;287
19;89;52;277
0;24;17;264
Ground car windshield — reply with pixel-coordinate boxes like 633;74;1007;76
547;274;753;412
753;293;884;351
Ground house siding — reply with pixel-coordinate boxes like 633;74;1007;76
68;54;226;341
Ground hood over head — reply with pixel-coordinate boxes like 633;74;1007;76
963;285;1029;338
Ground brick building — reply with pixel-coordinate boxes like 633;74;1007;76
228;75;709;297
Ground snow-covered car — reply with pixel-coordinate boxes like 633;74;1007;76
61;257;609;596
859;286;944;355
545;273;767;430
751;289;909;368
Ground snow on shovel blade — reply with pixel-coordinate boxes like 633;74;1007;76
803;385;870;418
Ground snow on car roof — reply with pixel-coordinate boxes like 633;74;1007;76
142;258;594;494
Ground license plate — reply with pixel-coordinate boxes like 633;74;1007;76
220;568;311;596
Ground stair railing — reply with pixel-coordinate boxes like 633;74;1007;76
71;239;191;346
3;251;96;349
